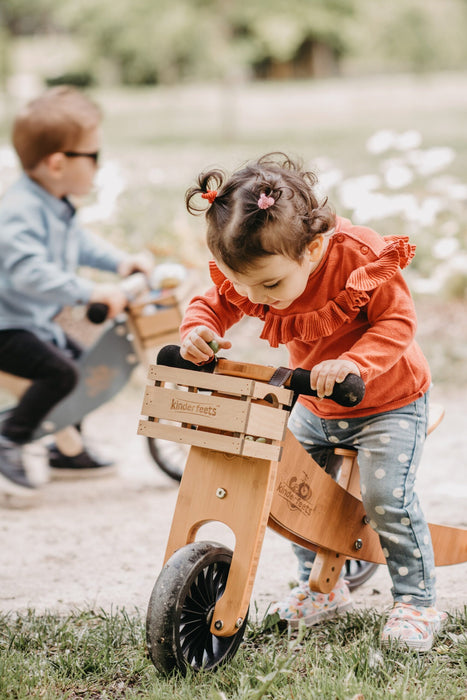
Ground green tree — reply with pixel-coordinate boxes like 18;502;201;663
348;0;467;73
55;0;356;84
0;0;58;96
0;0;57;33
4;0;467;85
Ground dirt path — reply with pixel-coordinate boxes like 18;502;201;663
1;363;466;621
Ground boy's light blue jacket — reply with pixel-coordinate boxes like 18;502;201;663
0;174;125;347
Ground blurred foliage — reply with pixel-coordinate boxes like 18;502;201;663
53;0;355;85
348;0;467;74
2;0;467;86
45;70;95;88
0;0;57;34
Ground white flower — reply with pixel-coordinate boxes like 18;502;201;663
407;147;455;176
383;161;414;189
366;129;397;154
433;238;459;260
394;130;422;151
337;175;381;209
81;160;127;224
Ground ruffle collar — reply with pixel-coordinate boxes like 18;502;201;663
346;235;415;291
209;234;415;348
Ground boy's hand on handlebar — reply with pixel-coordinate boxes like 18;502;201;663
180;326;231;364
310;359;360;399
89;283;127;319
118;252;155;278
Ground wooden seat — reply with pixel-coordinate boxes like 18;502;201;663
428;402;445;435
0;369;29;400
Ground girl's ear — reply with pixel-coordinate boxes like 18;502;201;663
307;235;324;261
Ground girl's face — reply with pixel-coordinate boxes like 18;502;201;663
216;235;326;310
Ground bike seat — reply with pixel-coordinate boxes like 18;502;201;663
0;370;29;400
427;402;445;435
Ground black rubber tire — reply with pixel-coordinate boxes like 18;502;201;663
146;541;248;675
146;436;186;482
345;559;379;591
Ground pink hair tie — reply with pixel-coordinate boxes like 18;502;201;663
258;192;275;210
201;190;217;204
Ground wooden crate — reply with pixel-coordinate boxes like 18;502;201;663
138;364;293;461
127;293;182;350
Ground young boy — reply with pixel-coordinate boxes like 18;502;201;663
0;85;153;501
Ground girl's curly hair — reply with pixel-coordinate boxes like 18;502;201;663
185;152;335;272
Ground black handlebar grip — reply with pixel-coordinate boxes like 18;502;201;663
156;344;216;373
86;303;109;324
290;367;365;407
157;346;365;407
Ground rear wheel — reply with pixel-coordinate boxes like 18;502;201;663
345;559;378;591
146;541;248;675
146;435;187;482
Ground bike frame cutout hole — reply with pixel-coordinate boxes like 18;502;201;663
195;521;236;551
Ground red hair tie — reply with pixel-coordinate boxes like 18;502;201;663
202;190;217;204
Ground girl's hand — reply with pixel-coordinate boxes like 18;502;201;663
310;359;360;399
180;326;231;364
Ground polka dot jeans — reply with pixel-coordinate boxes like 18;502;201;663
288;392;436;606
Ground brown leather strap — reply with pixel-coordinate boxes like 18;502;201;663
268;366;293;387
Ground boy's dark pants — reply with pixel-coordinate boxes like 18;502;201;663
0;329;81;444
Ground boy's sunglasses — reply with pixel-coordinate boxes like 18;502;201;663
62;150;100;164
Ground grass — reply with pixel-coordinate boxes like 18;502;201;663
1;607;466;699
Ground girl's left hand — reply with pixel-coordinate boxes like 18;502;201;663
310;359;360;399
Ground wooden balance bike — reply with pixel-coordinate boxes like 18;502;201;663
138;345;467;675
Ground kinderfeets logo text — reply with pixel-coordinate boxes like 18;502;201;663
170;397;217;417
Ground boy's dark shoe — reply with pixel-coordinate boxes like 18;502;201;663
0;437;37;498
48;444;116;479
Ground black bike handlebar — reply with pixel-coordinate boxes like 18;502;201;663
156;344;365;408
86;273;149;324
87;303;109;324
287;366;365;406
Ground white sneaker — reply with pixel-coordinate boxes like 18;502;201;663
0;437;36;495
381;603;447;652
266;578;353;629
0;437;38;507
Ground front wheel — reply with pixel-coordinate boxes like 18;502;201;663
146;541;248;675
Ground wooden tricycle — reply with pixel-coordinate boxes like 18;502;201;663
138;345;467;675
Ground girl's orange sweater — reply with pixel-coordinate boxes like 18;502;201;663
180;217;431;418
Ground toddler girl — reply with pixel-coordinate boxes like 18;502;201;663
179;152;446;651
